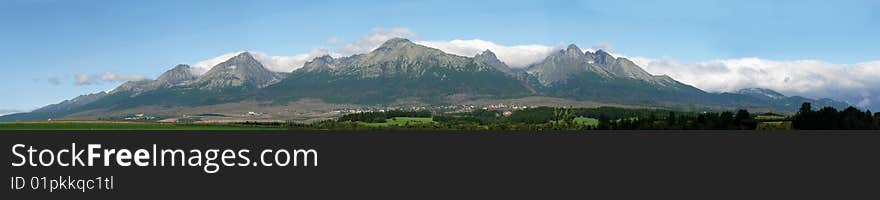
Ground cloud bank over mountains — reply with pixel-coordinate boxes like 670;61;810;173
630;57;880;109
416;39;562;68
162;27;880;110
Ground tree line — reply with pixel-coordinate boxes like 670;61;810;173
337;110;431;123
792;103;878;130
300;104;879;130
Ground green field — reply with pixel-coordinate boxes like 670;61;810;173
363;117;435;127
0;121;286;130
755;115;787;121
573;117;599;126
549;117;599;127
756;121;793;130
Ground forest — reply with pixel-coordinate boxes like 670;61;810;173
287;103;879;131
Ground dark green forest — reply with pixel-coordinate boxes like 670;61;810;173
286;103;879;131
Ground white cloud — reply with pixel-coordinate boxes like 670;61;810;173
338;28;419;56
192;52;242;75
74;72;148;85
250;49;331;73
193;49;333;74
416;39;562;68
183;27;880;110
191;28;562;71
629;57;880;109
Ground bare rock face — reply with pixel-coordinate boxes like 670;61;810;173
155;64;197;87
591;50;652;80
525;45;680;87
337;38;482;78
191;52;281;89
525;44;611;85
297;38;507;78
266;38;532;104
474;49;513;75
300;55;336;72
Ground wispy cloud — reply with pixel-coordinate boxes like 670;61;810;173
47;77;61;86
74;72;148;85
32;76;62;85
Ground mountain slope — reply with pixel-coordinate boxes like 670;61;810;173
523;45;708;105
0;92;107;121
2;52;283;121
0;38;854;121
190;52;281;90
730;88;849;110
474;50;513;74
91;52;279;108
262;38;533;104
111;64;197;96
525;44;612;85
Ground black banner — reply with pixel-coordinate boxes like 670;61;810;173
2;131;880;198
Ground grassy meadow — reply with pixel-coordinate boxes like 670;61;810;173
363;117;435;127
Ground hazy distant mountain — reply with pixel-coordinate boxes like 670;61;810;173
732;88;849;110
0;38;853;121
736;88;787;100
0;92;107;121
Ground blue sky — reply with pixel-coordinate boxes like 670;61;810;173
1;0;879;113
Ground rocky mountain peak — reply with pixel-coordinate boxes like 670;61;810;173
367;37;447;59
593;49;616;66
474;49;511;74
193;51;281;89
171;64;190;70
232;51;255;60
376;38;415;50
565;44;583;57
156;64;196;85
110;64;198;96
300;55;336;72
479;49;497;58
314;55;334;63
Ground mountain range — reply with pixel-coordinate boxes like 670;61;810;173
0;38;849;121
